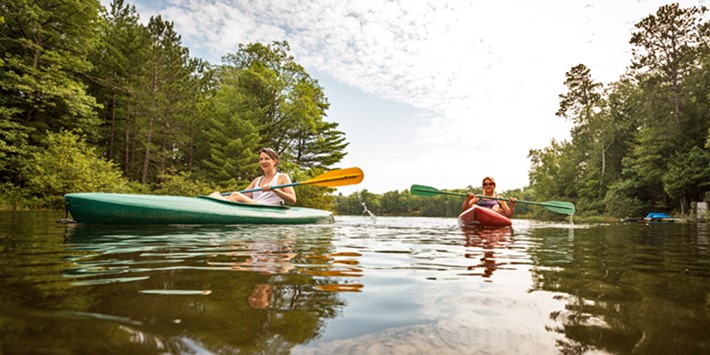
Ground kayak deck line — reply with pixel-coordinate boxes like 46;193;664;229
195;195;290;209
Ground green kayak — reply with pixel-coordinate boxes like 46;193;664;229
64;193;334;225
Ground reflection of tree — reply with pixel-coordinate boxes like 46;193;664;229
528;224;710;354
60;225;361;353
462;226;514;279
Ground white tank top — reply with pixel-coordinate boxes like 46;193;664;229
252;173;285;206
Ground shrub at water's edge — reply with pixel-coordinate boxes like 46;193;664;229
2;130;134;209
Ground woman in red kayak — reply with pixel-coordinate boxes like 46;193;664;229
209;147;297;205
462;176;516;217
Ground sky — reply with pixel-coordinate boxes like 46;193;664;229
104;0;708;195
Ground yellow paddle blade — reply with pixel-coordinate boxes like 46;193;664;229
301;167;364;187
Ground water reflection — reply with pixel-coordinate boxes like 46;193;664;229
528;223;710;354
60;224;362;353
2;213;709;354
462;226;515;279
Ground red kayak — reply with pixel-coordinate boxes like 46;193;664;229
458;205;512;227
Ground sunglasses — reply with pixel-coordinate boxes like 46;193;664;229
483;182;495;186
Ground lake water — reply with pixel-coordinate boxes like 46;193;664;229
0;211;708;354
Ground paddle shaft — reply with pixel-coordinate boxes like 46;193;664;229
468;195;575;214
463;194;568;210
235;181;301;195
410;184;575;214
222;168;364;196
411;188;514;202
438;191;517;203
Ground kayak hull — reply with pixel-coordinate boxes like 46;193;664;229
64;193;334;225
458;205;512;227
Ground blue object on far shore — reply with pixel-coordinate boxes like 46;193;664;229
620;212;674;223
645;212;671;219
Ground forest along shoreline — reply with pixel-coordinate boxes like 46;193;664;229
0;3;708;221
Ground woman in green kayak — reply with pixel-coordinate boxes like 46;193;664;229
462;176;516;217
209;147;297;205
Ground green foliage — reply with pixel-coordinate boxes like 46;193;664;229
88;0;150;163
504;187;535;216
354;190;381;215
24;129;133;208
333;192;363;215
662;146;710;201
528;139;579;200
294;184;335;210
1;0;349;209
529;3;709;217
287;169;335;210
88;5;207;185
0;182;27;210
630;3;707;92
0;115;31;183
0;0;103;144
219;41;348;169
603;180;646;218
1;1;706;218
196;41;347;205
128;16;202;184
333;189;381;216
333;187;529;218
380;190;410;215
292;120;348;171
197;67;261;186
0;0;103;191
556;64;603;126
152;169;214;196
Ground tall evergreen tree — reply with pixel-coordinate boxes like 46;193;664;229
197;65;260;187
87;0;149;166
556;64;608;210
129;16;199;184
630;3;707;127
624;3;708;212
220;41;348;168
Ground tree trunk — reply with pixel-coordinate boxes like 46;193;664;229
109;93;117;160
141;123;152;185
